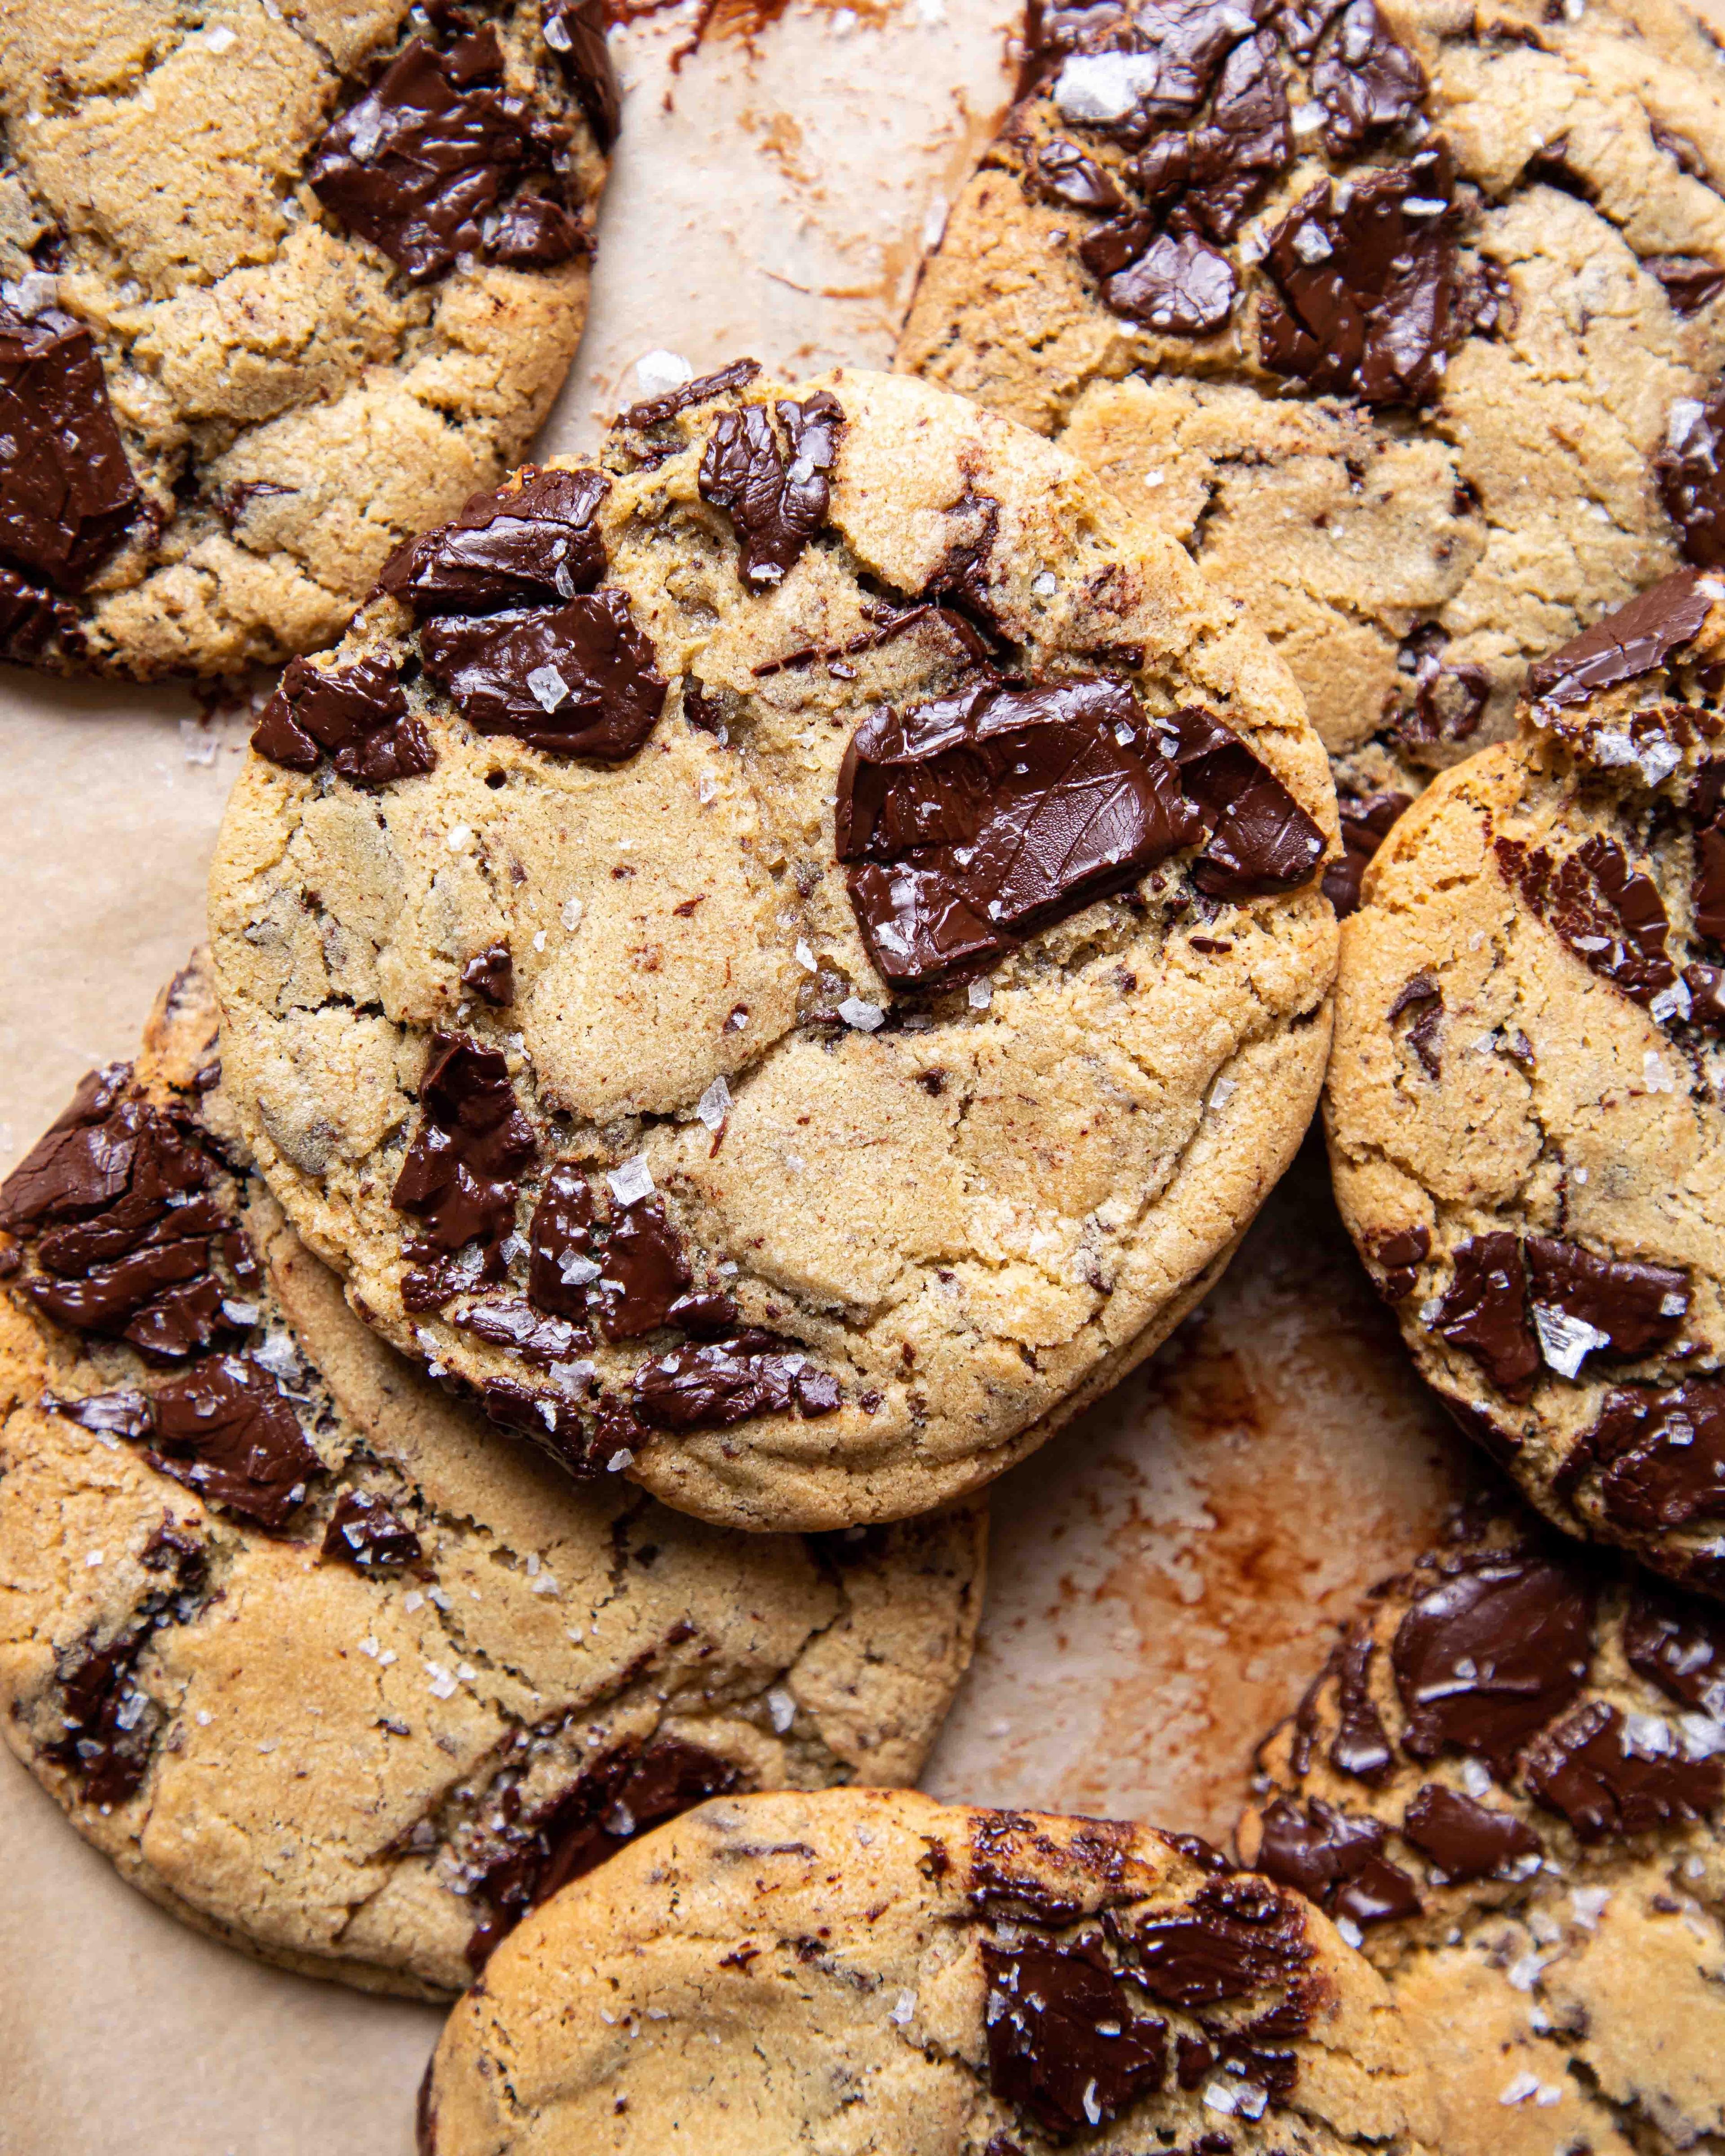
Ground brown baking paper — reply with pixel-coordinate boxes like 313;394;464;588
0;5;1478;2146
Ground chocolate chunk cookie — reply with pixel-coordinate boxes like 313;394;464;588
208;365;1338;1533
0;0;614;679
1326;570;1725;1594
418;1785;1438;2156
898;0;1725;903
0;956;983;1997
1238;1504;1725;2156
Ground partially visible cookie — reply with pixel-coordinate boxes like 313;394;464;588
898;0;1725;899
0;0;614;679
419;1785;1438;2156
1327;569;1725;1594
208;363;1337;1533
1238;1505;1725;2156
0;956;984;1998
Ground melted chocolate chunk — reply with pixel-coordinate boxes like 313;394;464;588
489;193;585;266
982;1936;1167;2137
391;1033;537;1278
454;1295;588;1364
1328;1622;1394;1781
1331;1853;1420;1927
1178;30;1293;240
379;466;610;616
1623;1588;1725;1717
541;0;620;150
1660;395;1725;567
1034;136;1125;211
633;1331;839;1430
593;1197;692;1340
1105;229;1239;333
1692;763;1725;942
1127;1875;1313;2006
45;1630;158;1807
1524;1699;1722;1842
1524;1237;1687;1364
0;301;140;593
1163;706;1328;897
251;652;433;787
480;1374;611;1475
321;1489;423;1570
1432;1233;1539;1396
970;1811;1138;1924
526;1160;596;1318
1526;569;1713;707
1398;1782;1540;1881
45;1388;155;1442
1580;1381;1725;1532
461;943;514;1006
1131;0;1274;119
1391;1549;1594;1773
1323;789;1409;916
1392;625;1489;750
1687;960;1725;1027
308;29;566;283
1648;257;1725;318
1495;833;1676;1007
418;588;667;757
0;562;81;663
697;391;844;590
1389;974;1442;1079
1258;148;1457;407
148;1356;322;1528
1252;1792;1388;1901
1368;1223;1429;1303
1310;0;1424;152
467;1735;737;1967
619;356;762;433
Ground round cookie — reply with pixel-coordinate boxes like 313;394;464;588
1238;1505;1725;2156
1327;568;1725;1594
0;956;984;1999
0;0;614;679
898;0;1725;906
207;363;1339;1533
419;1785;1439;2156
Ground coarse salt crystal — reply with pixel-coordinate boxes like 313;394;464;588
561;896;584;931
1334;1915;1364;1949
1532;1303;1610;1380
533;929;547;952
1293;223;1334;264
527;665;568;712
196;1709;213;1727
766;1686;796;1733
609;1155;655;1205
890;1987;915;2023
838;997;885;1031
1571;1886;1610;1927
85;1551;104;1567
794;940;818;972
403;1590;425;1613
1031;570;1057;596
698;773;719;805
427;1664;459;1700
1644;1050;1677;1093
608;1448;634;1472
445;825;472;853
1500;2072;1540;2106
1209;1077;1236;1111
1054;49;1162;122
635;349;694;398
968;977;993;1010
1203;2081;1239;2115
358;1636;380;1659
205;22;238;50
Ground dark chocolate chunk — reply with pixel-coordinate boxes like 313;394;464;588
1398;1782;1540;1881
593;1197;692;1341
1328;1622;1394;1781
250;651;433;787
1034;137;1125;211
1163;705;1328;897
1323;791;1410;915
1258;148;1458;408
321;1489;424;1570
526;1160;597;1319
1660;395;1725;567
1252;1793;1385;1901
618;356;762;433
1129;0;1274;119
1181;30;1293;241
391;1032;537;1273
480;1374;610;1475
1104;229;1239;335
633;1331;836;1430
1276;0;1347;57
1581;1381;1725;1532
44;1629;158;1807
1157;1829;1233;1874
981;1935;1167;2137
1127;1874;1313;2006
697;391;844;590
1391;1548;1594;1773
1526;568;1713;707
1686;960;1725;1028
148;1356;322;1528
461;944;515;1006
970;1810;1137;1923
1524;1237;1687;1364
1311;0;1424;153
1331;1853;1420;1927
1393;625;1489;749
488;193;586;266
1367;1223;1429;1303
418;588;667;757
1495;833;1676;1007
1388;974;1442;1079
664;1288;740;1337
453;1295;588;1364
541;0;621;150
308;30;563;284
1647;257;1725;318
1524;1699;1722;1842
44;1388;155;1442
1432;1233;1539;1396
467;1734;736;1967
1693;762;1725;941
0;300;140;593
1623;1587;1725;1718
378;466;610;615
0;562;81;663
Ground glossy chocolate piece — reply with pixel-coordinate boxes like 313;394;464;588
541;0;620;150
251;651;433;787
593;1197;691;1341
1331;1852;1420;1927
1176;30;1293;243
1432;1233;1539;1396
1310;0;1423;151
1105;228;1238;333
1388;973;1442;1080
619;356;761;433
1393;626;1489;749
1253;1791;1389;1902
1368;1223;1429;1304
454;1294;588;1363
526;1161;597;1319
0;300;140;592
1581;1381;1725;1532
1259;148;1457;407
1128;1874;1314;2007
632;1331;839;1430
1132;0;1273;118
1398;1782;1540;1881
1659;395;1725;566
1623;1588;1725;1716
0;562;81;663
1496;833;1676;1007
147;1355;322;1528
1034;137;1125;211
391;1032;537;1275
461;944;515;1006
1391;1549;1594;1773
489;192;586;266
419;588;667;757
322;1488;424;1569
44;1630;159;1807
308;29;564;284
1524;1237;1687;1363
1648;257;1725;318
1163;705;1327;897
981;1936;1167;2136
480;1373;611;1476
379;466;610;616
45;1388;155;1442
697;391;845;590
1324;792;1408;915
1523;1699;1723;1842
1692;762;1725;941
1526;568;1712;709
1328;1623;1393;1781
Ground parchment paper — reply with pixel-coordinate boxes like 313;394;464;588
0;7;1474;2146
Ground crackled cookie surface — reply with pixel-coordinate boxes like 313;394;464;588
0;0;613;679
208;365;1337;1532
899;0;1725;908
1239;1506;1725;2156
1327;571;1725;1591
0;957;982;1998
420;1785;1438;2156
